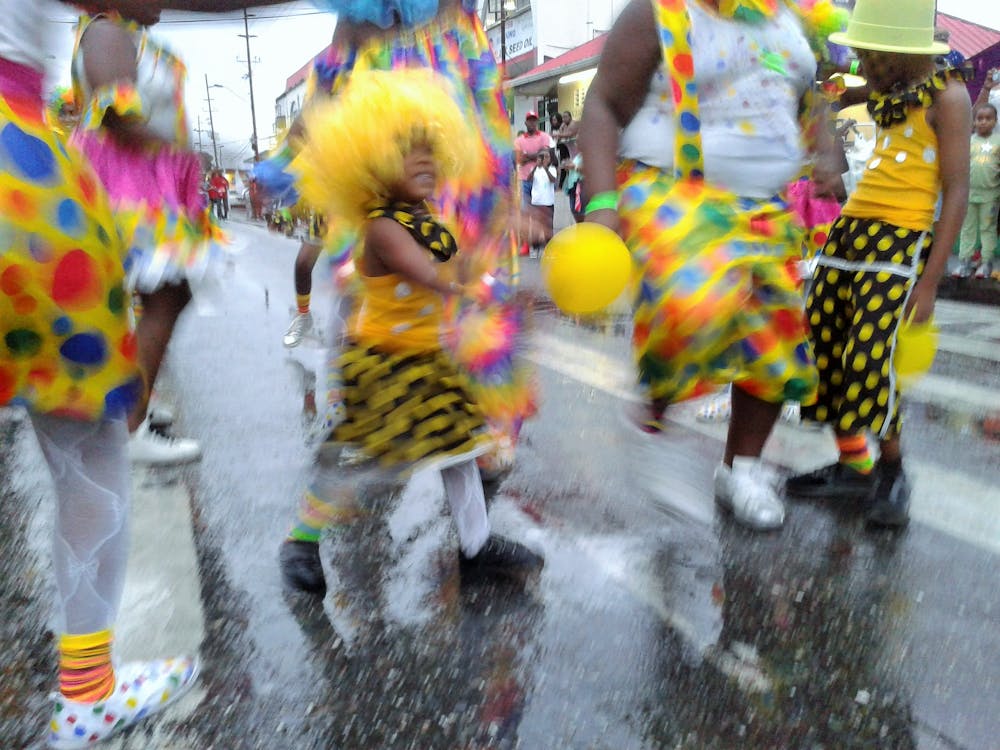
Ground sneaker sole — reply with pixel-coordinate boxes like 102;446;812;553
785;482;873;500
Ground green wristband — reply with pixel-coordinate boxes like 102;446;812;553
849;59;860;76
585;191;618;215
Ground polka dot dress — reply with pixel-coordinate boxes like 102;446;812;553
802;217;927;438
0;93;141;420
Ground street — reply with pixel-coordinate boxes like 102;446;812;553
2;215;999;750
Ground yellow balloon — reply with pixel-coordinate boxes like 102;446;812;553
541;223;632;315
895;315;938;386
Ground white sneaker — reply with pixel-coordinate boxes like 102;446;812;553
129;422;202;466
713;457;785;531
48;656;198;749
146;405;175;430
283;311;314;348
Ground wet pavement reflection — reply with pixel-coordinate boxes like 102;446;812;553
2;222;998;749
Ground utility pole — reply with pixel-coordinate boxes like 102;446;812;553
240;8;260;162
196;114;203;153
204;74;220;168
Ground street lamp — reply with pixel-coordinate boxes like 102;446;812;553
497;0;517;69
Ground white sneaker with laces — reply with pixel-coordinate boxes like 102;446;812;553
129;422;201;466
283;311;314;348
713;457;785;530
48;656;198;749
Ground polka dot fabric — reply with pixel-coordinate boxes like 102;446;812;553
619;161;817;405
616;0;818;406
801;217;927;438
0;93;141;420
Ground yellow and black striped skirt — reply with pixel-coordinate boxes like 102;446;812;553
328;340;491;471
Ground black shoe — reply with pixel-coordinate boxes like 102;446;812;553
865;463;910;528
280;540;327;595
459;535;543;579
786;462;875;499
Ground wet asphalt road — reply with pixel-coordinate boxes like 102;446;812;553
2;214;999;750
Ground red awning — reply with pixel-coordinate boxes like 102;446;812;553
508;33;608;90
936;12;1000;59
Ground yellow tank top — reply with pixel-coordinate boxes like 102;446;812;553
350;273;443;353
842;104;939;231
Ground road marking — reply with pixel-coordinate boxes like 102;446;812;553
528;332;1000;556
118;469;205;659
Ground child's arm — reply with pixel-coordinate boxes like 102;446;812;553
364;218;464;297
912;79;972;322
545;165;557;183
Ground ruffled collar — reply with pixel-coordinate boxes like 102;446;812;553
368;201;458;262
867;66;970;129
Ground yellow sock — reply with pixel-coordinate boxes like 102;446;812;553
296;293;310;314
58;630;115;703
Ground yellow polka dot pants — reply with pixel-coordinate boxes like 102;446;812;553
801;217;929;439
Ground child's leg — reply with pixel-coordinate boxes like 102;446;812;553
129;283;192;431
957;202;980;262
281;446;388;594
979;201;999;264
284;240;323;348
294;240;323;313
440;460;490;558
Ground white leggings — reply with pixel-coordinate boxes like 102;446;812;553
309;445;490;558
30;414;130;635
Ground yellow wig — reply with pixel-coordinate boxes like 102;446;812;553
293;68;487;229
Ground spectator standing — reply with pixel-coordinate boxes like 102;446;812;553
208;169;229;219
248;176;263;220
953;103;1000;278
514;111;554;205
555;109;579;186
529;150;557;256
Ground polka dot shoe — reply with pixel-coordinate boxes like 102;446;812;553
47;656;199;749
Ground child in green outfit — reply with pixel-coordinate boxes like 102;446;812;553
953;103;1000;278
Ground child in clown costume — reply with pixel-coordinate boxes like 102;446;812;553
787;0;971;527
580;0;847;531
278;69;542;595
259;0;535;476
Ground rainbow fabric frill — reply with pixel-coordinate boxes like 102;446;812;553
0;92;142;420
308;0;476;28
77;82;144;134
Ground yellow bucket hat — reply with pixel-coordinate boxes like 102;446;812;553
829;0;949;55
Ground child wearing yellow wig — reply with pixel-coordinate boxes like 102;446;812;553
278;70;542;594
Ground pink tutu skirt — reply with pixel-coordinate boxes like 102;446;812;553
72;130;221;292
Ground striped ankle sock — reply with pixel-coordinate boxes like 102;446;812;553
58;630;115;703
837;434;874;474
287;489;360;543
296;293;311;315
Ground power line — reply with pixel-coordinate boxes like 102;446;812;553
49;10;328;24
